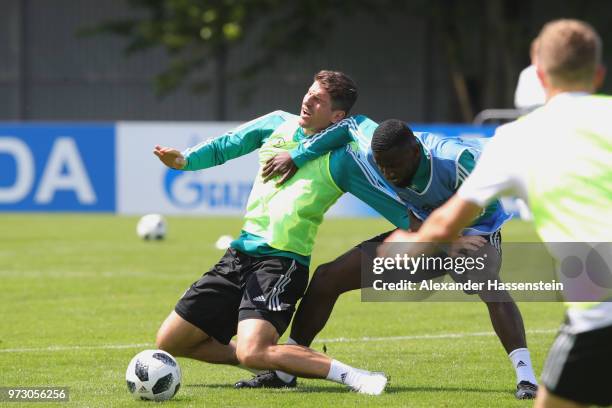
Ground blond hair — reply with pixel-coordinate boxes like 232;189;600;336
537;19;602;88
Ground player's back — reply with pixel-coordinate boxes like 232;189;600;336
499;94;612;242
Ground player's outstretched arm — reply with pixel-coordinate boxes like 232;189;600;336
153;145;186;170
160;111;290;172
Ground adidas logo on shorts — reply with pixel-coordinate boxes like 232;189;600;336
252;295;266;302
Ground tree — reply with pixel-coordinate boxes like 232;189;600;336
423;0;533;122
84;0;611;122
82;0;391;120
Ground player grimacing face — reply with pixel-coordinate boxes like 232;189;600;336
299;81;345;135
373;142;421;188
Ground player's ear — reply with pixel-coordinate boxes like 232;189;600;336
331;110;346;124
594;64;606;91
536;65;549;91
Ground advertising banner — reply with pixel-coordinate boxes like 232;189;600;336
0;124;115;212
116;122;255;216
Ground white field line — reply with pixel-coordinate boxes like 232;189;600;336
0;329;558;354
0;343;152;353
316;328;557;343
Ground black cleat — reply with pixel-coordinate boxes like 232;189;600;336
515;381;538;399
234;371;297;389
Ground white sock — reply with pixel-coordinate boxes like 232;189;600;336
275;337;298;384
326;360;387;395
326;359;372;385
326;359;360;385
508;348;538;385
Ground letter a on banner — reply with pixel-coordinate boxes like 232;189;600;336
35;137;96;204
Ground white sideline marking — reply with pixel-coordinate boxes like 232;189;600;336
315;328;557;343
0;329;557;354
0;343;152;353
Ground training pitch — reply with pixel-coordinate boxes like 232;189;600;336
0;215;563;407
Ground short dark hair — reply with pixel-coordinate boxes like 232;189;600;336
372;119;415;152
314;70;358;114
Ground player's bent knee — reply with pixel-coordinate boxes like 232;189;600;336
236;351;263;369
235;345;268;369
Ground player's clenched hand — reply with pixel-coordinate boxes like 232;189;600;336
154;145;186;170
262;152;298;185
449;235;487;257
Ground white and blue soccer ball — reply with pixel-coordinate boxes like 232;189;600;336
136;214;167;240
125;349;181;401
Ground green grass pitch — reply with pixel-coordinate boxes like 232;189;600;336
0;215;564;407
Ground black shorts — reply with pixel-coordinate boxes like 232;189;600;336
358;228;503;294
541;321;612;406
175;248;309;345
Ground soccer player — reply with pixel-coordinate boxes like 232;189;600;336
250;119;539;399
153;70;416;395
383;19;611;407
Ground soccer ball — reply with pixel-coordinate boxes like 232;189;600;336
125;349;181;401
136;214;167;240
